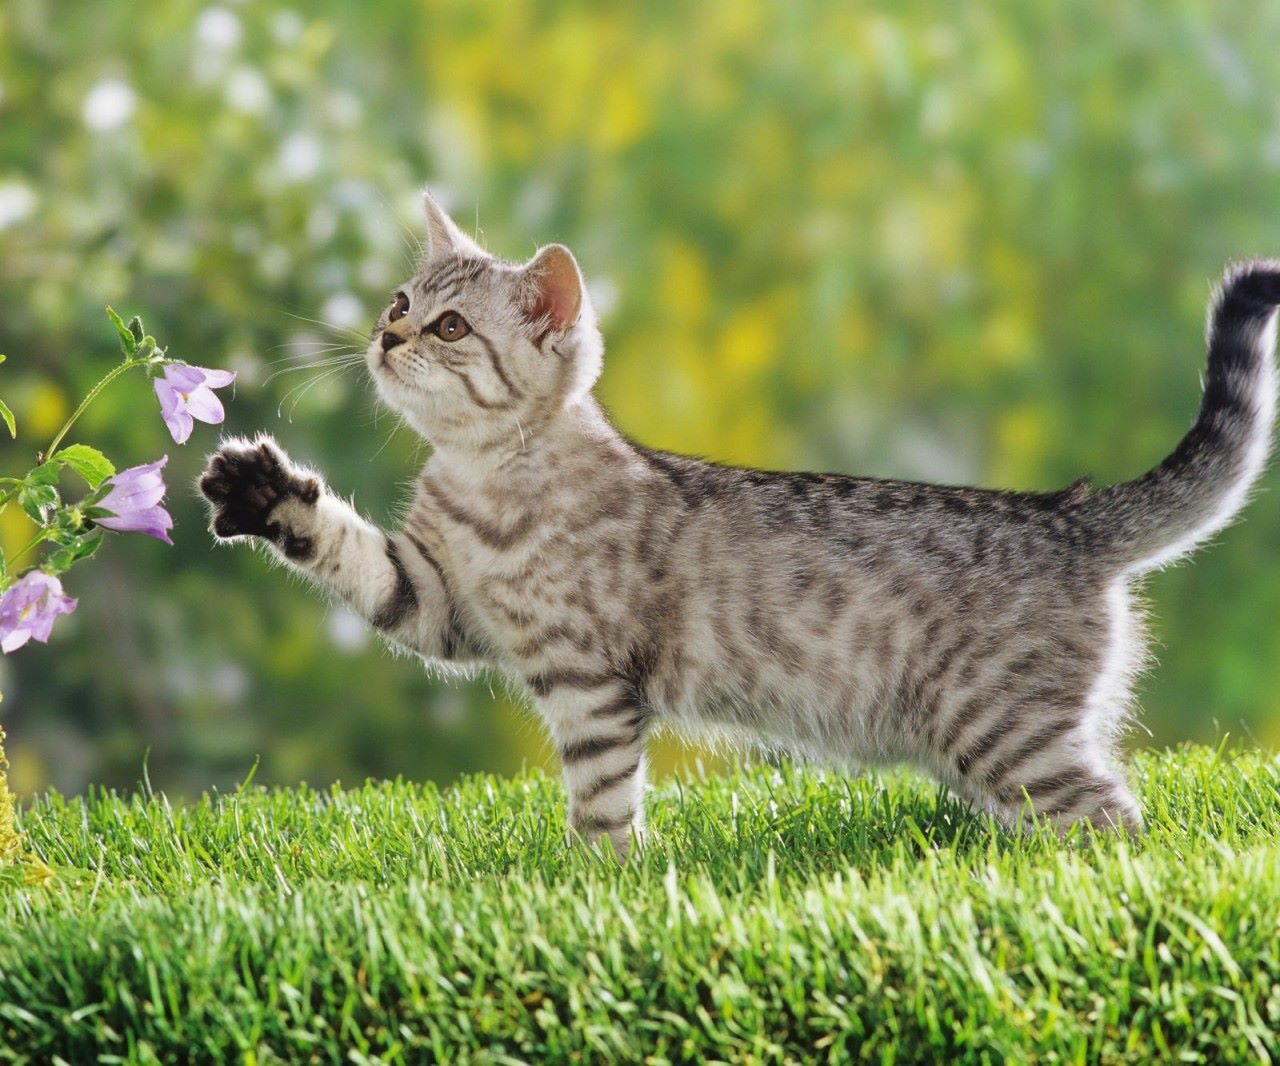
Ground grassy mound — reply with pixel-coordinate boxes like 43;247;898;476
2;746;1278;1063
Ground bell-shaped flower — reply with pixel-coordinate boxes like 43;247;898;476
93;457;173;544
0;572;78;654
154;363;236;444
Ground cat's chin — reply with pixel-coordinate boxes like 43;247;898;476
367;367;440;438
367;343;421;395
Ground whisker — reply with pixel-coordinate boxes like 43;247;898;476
275;363;362;421
280;310;370;345
263;356;366;387
266;340;363;357
371;422;402;461
264;349;364;371
265;342;364;359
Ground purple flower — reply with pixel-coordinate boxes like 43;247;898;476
0;572;77;654
94;457;173;544
154;363;236;444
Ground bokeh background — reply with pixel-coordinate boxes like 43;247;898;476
3;0;1280;797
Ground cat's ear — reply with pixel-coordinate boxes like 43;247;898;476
520;244;584;335
422;190;487;262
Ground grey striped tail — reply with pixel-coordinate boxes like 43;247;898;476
1078;260;1280;572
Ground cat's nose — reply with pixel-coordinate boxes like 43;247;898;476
381;328;406;352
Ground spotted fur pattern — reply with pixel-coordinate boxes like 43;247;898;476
201;193;1280;856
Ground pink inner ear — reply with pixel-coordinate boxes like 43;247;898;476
528;247;582;332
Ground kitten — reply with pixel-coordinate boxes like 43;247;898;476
200;192;1280;855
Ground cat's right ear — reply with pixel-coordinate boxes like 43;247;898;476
519;244;585;337
422;190;487;263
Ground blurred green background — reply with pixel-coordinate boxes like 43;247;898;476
2;0;1280;798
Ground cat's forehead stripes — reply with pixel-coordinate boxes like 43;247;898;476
415;257;491;304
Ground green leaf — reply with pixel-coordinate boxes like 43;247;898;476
57;444;115;489
19;483;58;522
70;530;103;562
105;306;136;357
26;461;63;486
46;531;103;574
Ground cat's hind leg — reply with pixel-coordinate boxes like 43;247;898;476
929;579;1144;834
986;745;1143;834
937;668;1143;833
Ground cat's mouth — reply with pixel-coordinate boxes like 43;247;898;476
379;354;403;384
376;349;425;394
371;344;404;385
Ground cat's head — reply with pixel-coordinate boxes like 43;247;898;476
366;192;603;450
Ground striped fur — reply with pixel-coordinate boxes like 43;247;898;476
200;193;1280;856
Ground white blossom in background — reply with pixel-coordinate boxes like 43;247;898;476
327;606;370;653
358;208;399;245
272;10;304;45
191;7;243;83
588;277;620;321
225;347;265;388
359;257;394;290
315;260;348;291
279;132;323;182
286;330;326;359
225;67;271;115
196;7;243;51
209;662;249;705
325;91;362;127
306;204;338;243
230;224;261;254
516;180;555;227
320;292;365;332
257;244;290;282
0;181;37;230
332;180;374;212
82;79;136;132
430;690;466;727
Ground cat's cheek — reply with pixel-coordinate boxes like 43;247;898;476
370;367;410;411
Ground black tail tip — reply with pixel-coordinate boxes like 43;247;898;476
1217;259;1280;311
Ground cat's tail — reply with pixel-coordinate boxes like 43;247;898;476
1077;260;1280;573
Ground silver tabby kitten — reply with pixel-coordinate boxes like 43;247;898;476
200;192;1280;855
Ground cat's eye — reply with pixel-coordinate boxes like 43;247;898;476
430;311;471;342
389;292;409;322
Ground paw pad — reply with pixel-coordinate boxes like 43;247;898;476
199;439;317;553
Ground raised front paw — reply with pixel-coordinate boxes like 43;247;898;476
199;436;320;558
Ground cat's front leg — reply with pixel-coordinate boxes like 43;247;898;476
535;675;650;858
199;435;464;660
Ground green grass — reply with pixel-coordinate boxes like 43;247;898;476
2;746;1279;1064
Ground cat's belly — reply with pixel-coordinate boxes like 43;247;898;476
648;625;908;765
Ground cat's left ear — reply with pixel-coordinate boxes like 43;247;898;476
520;244;584;336
422;190;487;262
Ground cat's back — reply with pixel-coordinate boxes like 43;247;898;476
632;445;1095;582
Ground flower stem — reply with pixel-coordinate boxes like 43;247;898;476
44;361;140;460
8;530;47;569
